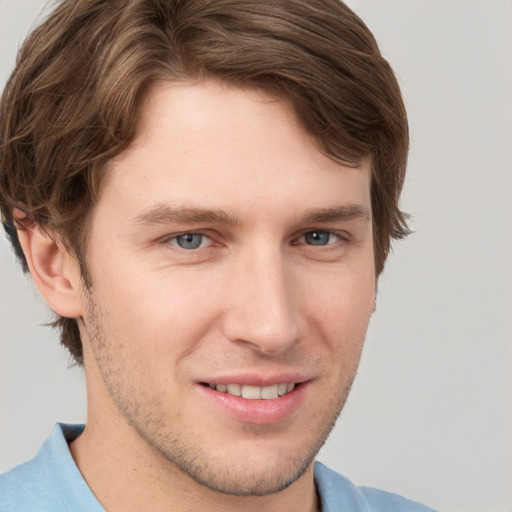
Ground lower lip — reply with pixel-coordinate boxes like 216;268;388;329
197;383;308;425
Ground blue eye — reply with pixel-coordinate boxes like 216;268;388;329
172;233;205;250
303;231;336;246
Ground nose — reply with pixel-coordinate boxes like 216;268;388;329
221;247;303;355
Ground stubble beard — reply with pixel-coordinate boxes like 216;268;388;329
81;291;358;497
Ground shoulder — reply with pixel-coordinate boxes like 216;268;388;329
314;462;439;512
0;423;102;512
0;455;63;511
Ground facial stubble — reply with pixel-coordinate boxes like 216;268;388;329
80;289;360;497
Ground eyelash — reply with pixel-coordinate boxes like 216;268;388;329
162;229;347;251
293;230;345;247
164;232;214;250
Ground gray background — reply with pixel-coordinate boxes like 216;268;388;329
1;1;511;511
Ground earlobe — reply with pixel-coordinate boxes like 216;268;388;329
15;217;84;319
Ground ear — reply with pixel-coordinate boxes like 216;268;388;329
15;214;84;319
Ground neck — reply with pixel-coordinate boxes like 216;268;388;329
70;417;320;512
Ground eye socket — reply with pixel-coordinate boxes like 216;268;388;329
165;230;343;250
169;233;210;250
298;230;342;246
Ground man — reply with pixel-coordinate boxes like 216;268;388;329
0;0;437;510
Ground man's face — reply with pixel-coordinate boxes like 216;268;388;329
77;80;375;495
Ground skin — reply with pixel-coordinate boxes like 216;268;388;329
20;80;376;512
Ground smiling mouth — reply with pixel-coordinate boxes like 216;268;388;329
201;382;296;400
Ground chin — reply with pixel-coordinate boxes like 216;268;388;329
142;417;334;497
170;451;316;496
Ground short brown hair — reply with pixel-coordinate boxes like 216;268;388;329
0;0;409;365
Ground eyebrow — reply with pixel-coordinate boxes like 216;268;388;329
132;203;370;228
132;204;239;226
297;204;370;224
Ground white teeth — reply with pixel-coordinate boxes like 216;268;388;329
226;383;242;396
242;385;261;399
209;382;296;399
261;384;279;399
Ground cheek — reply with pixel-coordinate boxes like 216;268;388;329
90;261;223;362
301;258;375;311
301;264;375;352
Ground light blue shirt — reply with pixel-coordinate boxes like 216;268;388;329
0;424;438;511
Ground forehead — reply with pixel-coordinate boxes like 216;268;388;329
97;79;371;224
131;79;316;164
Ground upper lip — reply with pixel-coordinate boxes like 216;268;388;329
198;372;312;387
